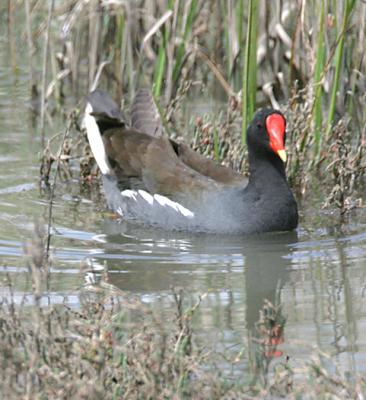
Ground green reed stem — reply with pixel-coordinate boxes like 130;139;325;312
153;31;167;98
114;13;124;98
153;1;174;98
312;0;325;158
172;0;198;84
213;126;219;161
326;0;356;138
346;39;356;118
222;4;230;79
241;0;258;145
236;0;244;51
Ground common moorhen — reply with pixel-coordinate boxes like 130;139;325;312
84;89;298;234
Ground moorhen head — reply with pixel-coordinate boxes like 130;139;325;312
84;89;298;234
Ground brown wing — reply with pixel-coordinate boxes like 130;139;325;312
130;89;247;186
103;127;219;197
170;141;247;186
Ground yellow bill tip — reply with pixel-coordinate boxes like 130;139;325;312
277;149;287;163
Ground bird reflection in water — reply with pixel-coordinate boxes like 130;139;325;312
84;219;298;383
243;230;297;385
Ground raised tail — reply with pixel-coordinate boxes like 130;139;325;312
84;89;196;229
84;89;125;176
131;89;164;137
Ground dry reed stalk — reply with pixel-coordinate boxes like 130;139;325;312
40;0;55;147
7;0;17;74
24;0;38;103
45;113;73;260
88;0;100;90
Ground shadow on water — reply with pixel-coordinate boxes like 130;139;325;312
99;219;296;295
96;218;297;349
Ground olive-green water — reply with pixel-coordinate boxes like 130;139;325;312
1;31;366;378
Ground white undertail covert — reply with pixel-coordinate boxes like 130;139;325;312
84;103;111;175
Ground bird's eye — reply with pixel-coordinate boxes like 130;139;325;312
256;123;262;129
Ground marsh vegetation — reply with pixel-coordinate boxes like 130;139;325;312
1;0;366;398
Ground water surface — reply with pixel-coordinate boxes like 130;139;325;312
1;34;366;378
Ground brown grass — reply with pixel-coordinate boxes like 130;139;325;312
0;226;365;399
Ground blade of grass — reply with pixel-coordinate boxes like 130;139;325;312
40;0;55;148
142;10;173;49
24;0;38;104
153;28;168;98
326;0;356;137
226;0;241;86
114;11;125;99
248;0;258;117
236;0;244;55
241;0;258;145
88;0;100;90
213;126;219;161
234;0;244;87
222;1;231;79
124;6;135;100
172;0;198;84
196;47;235;98
165;1;180;102
312;0;325;158
152;3;174;98
7;0;17;74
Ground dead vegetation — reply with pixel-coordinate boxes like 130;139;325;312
1;2;366;397
13;0;364;214
1;227;366;399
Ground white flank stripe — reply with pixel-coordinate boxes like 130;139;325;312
121;188;195;221
138;190;154;205
121;189;137;200
154;194;170;207
176;204;195;218
84;103;111;175
154;194;194;219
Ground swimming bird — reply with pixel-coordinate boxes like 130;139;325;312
84;89;298;234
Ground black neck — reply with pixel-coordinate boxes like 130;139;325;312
248;147;287;187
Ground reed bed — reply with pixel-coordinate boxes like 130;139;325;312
1;2;366;397
0;226;365;399
5;0;363;206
